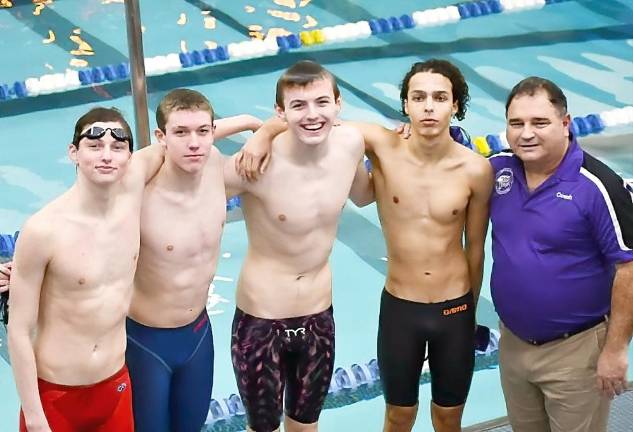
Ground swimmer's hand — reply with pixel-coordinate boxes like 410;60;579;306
0;261;11;292
236;135;271;182
236;116;286;181
394;122;411;139
248;116;264;133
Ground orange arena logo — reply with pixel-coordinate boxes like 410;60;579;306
443;304;468;316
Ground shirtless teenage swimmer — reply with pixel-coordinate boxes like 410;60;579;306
362;60;492;432
224;60;374;432
241;59;493;432
126;89;262;432
8;108;163;432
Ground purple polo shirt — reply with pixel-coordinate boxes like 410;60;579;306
489;137;633;343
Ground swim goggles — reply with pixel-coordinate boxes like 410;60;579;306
78;126;133;148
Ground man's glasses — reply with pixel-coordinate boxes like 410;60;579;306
78;126;133;150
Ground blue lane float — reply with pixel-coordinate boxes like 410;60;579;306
368;18;380;34
0;84;11;101
203;48;218;64
572;116;591;137
276;35;291;52
287;33;302;49
585;113;604;134
216;46;230;61
78;69;93;85
13;81;28;98
486;134;504;153
102;65;116;81
91;67;105;84
115;62;130;79
179;52;194;68
400;14;415;29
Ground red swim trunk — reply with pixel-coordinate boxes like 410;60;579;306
19;365;133;432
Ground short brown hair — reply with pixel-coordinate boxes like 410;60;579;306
505;77;568;117
275;60;340;109
156;88;214;132
72;107;133;152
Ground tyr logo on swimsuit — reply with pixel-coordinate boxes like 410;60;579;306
284;327;306;338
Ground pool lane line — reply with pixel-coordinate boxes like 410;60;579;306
1;23;631;119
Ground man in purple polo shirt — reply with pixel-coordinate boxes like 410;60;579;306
489;76;633;432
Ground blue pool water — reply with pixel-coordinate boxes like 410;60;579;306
1;0;632;430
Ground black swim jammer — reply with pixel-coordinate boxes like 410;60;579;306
377;289;475;407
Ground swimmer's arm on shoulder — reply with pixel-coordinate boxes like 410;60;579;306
347;132;375;207
223;153;249;198
214;115;263;140
464;158;494;309
7;218;52;429
129;142;165;184
343;121;394;153
349;158;375;207
236;117;287;180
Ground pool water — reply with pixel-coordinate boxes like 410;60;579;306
1;0;632;430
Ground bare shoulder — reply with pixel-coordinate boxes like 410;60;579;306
209;144;222;158
455;144;492;180
207;145;224;168
331;124;364;157
332;123;363;142
344;120;398;153
19;200;61;246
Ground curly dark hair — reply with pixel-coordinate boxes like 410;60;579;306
399;59;470;121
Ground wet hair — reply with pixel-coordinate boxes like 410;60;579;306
156;88;214;132
399;59;470;121
72;107;133;152
505;76;568;117
275;60;340;109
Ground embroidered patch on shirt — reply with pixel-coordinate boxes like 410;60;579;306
495;168;514;195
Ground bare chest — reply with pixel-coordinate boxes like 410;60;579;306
49;220;139;290
250;163;355;235
140;187;226;259
373;154;471;224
